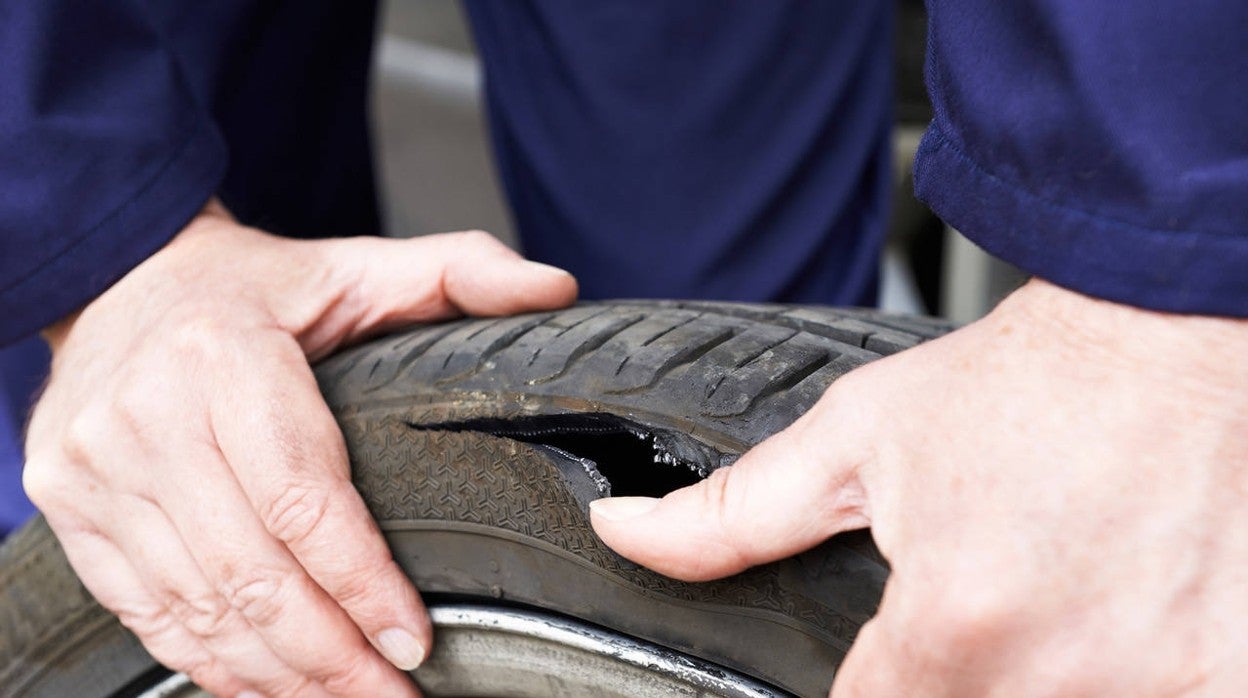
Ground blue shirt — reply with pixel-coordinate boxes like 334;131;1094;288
916;1;1248;315
0;0;382;346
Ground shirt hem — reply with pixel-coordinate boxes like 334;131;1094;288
914;124;1248;317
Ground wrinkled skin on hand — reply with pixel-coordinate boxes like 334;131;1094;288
23;200;578;698
593;280;1248;697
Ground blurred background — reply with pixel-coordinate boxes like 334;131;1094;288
372;0;1023;323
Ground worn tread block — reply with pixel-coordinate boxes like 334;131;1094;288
478;306;611;379
518;312;647;384
606;317;739;393
703;337;833;418
418;314;555;383
553;311;701;386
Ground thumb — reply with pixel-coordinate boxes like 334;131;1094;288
295;230;578;354
590;400;871;581
426;230;580;317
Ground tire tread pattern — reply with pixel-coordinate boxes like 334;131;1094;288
0;301;950;698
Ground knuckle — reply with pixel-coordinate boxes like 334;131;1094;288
168;315;231;362
115;602;176;639
317;650;378;694
452;229;508;254
219;572;288;628
109;601;240;695
180;658;214;687
815;371;872;425
702;466;745;528
923;586;1015;653
261;483;333;546
458;229;494;244
62;411;110;464
21;456;66;508
329;561;388;610
113;378;166;422
122;612;229;693
166;590;235;639
269;675;317;698
698;466;731;511
181;658;234;697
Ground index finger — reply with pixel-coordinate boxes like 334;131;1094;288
211;347;432;673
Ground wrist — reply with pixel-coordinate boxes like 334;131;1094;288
40;197;245;354
1000;278;1248;401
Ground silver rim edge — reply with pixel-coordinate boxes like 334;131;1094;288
137;604;790;698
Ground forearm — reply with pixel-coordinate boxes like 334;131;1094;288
0;2;226;346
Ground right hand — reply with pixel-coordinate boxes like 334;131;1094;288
22;200;578;697
593;280;1248;696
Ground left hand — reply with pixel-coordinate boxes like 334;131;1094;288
591;279;1248;697
24;204;578;698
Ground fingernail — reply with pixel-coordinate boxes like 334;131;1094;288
590;496;660;521
237;691;263;698
377;627;426;671
524;260;574;278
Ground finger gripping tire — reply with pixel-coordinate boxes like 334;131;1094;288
0;301;950;698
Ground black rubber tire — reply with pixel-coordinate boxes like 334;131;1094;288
0;301;951;698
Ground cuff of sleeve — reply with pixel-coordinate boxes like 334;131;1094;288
913;124;1248;318
0;120;228;346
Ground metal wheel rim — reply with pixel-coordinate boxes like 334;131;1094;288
137;604;789;697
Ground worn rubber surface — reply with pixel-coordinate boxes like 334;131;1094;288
0;301;951;698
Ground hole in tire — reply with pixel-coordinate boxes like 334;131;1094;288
410;414;706;499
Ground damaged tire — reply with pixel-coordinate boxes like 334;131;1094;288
0;301;950;698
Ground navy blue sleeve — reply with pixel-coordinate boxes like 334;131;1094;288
915;1;1248;316
0;1;228;345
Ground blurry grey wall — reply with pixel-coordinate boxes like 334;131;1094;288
372;0;516;247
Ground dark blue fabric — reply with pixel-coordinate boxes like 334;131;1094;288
915;1;1248;316
0;338;45;536
0;0;381;532
464;0;892;306
0;0;381;347
0;1;227;346
140;0;382;241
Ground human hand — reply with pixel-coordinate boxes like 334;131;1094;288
23;200;577;698
592;279;1248;697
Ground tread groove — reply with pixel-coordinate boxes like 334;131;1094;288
607;326;737;391
464;317;505;341
478;319;548;361
744;352;834;410
526;315;648;384
641;314;700;347
553;307;611;337
457;316;552;377
391;324;465;377
730;329;798;371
